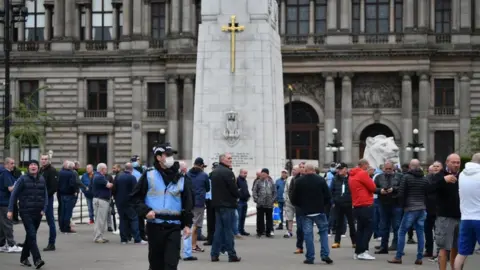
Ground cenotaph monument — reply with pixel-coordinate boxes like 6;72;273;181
192;0;286;177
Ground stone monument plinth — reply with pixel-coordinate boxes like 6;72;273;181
192;0;286;178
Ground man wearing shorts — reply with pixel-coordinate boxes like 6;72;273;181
283;165;299;238
433;154;461;270
187;158;210;252
454;153;480;270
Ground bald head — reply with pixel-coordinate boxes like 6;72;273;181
446;153;461;173
124;162;133;172
409;159;421;170
471;153;480;164
304;163;315;174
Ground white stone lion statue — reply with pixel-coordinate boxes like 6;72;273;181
363;135;400;169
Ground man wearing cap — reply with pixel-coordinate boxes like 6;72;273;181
275;169;288;230
130;142;194;270
8;160;47;269
252;168;276;238
187;157;210;252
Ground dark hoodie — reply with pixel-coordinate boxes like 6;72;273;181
237;175;250;202
129;161;194;228
0;167;16;206
187;167;210;208
398;169;428;212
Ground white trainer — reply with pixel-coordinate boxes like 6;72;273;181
0;245;8;252
357;252;375;260
7;245;22;253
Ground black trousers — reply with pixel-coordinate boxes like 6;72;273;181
206;199;215;244
424;213;436;255
334;204;356;244
56;193;62;228
139;216;146;240
146;222;181;270
353;205;374;255
256;207;273;235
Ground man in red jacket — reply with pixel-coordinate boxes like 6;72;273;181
349;159;377;261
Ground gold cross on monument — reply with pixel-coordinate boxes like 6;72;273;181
221;15;245;73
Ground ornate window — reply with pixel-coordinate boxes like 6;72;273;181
434;78;455;115
92;0;113;40
285;0;309;43
151;2;166;39
19;80;39;110
394;0;403;32
87;80;108;111
25;0;46;41
365;0;389;34
435;0;451;34
87;135;108;165
285;102;319;160
314;0;327;34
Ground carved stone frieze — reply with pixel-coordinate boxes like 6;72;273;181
352;73;402;108
284;74;325;107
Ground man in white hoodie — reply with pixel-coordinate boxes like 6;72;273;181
454;153;480;270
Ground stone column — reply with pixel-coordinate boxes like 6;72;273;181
459;74;471;153
389;0;394;32
74;5;80;39
44;7;52;41
112;7;118;40
78;133;86;166
327;0;337;31
53;0;65;38
417;0;427;30
452;0;459;31
459;0;471;31
401;73;413;161
77;78;85;117
476;0;480;31
85;6;92;40
191;0;197;37
131;78;143;158
167;76;179;149
165;1;170;36
324;73;335;163
280;0;286;36
107;78;114;118
418;73;431;163
18;22;25;41
341;74;352;164
65;0;75;38
404;0;414;30
430;0;436;32
143;1;152;36
107;133;114;169
340;0;350;31
182;76;194;159
360;0;365;33
133;0;143;36
308;0;314;44
182;0;192;33
171;0;181;34
39;79;46;110
122;0;132;37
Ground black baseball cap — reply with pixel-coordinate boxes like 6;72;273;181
194;157;207;168
152;142;178;156
336;162;348;170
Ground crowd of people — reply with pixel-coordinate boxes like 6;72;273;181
1;142;480;270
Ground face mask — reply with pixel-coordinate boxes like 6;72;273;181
330;168;336;172
163;156;175;168
132;161;139;167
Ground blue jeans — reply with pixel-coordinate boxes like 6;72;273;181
86;197;94;221
379;204;403;249
211;208;237;258
395;210;426;260
45;196;56;244
117;205;141;243
296;211;304;249
373;199;381;238
60;195;76;232
233;209;239;235
237;201;248;234
183;233;193;258
302;214;330;262
278;202;284;225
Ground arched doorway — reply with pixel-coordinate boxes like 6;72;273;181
359;123;395;159
285;102;319;160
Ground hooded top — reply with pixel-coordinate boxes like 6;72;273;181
187;167;210;208
459;162;480;220
348;167;376;207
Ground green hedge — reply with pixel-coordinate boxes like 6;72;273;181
17;167;87;175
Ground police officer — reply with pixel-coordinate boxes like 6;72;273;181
130;142;194;270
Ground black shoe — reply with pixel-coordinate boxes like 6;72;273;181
388;245;397;251
197;235;207;241
375;249;388;254
276;225;283;230
240;232;250;236
17;243;24;248
20;259;32;267
43;244;55;251
211;256;219;262
34;259;45;269
203;242;212;246
374;245;381;249
266;234;273;238
303;259;314;264
407;239;416;244
228;256;241;262
108;227;114;232
321;257;333;264
256;234;262;238
183;256;198;261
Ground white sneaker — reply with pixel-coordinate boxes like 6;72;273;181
7;245;22;253
270;232;275;236
357;252;375;260
376;237;382;241
112;230;120;235
0;245;8;252
353;253;358;260
341;235;346;238
135;240;148;245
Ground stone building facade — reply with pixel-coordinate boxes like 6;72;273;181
0;0;479;168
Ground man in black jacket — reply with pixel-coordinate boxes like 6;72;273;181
424;161;442;257
237;169;250;236
388;159;428;265
209;153;241;262
39;155;58;251
290;163;332;265
204;162;218;246
330;163;356;249
374;161;403;253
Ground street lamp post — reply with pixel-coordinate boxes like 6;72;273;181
159;128;166;143
325;128;344;163
0;2;30;157
405;128;426;159
287;84;294;173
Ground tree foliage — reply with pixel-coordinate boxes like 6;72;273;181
3;86;55;150
468;116;480;154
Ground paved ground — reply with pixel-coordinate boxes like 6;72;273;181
1;215;479;270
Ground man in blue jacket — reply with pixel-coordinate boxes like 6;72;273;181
188;157;210;252
8;160;47;269
80;164;95;224
275;169;288;230
57;161;78;233
0;157;22;253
